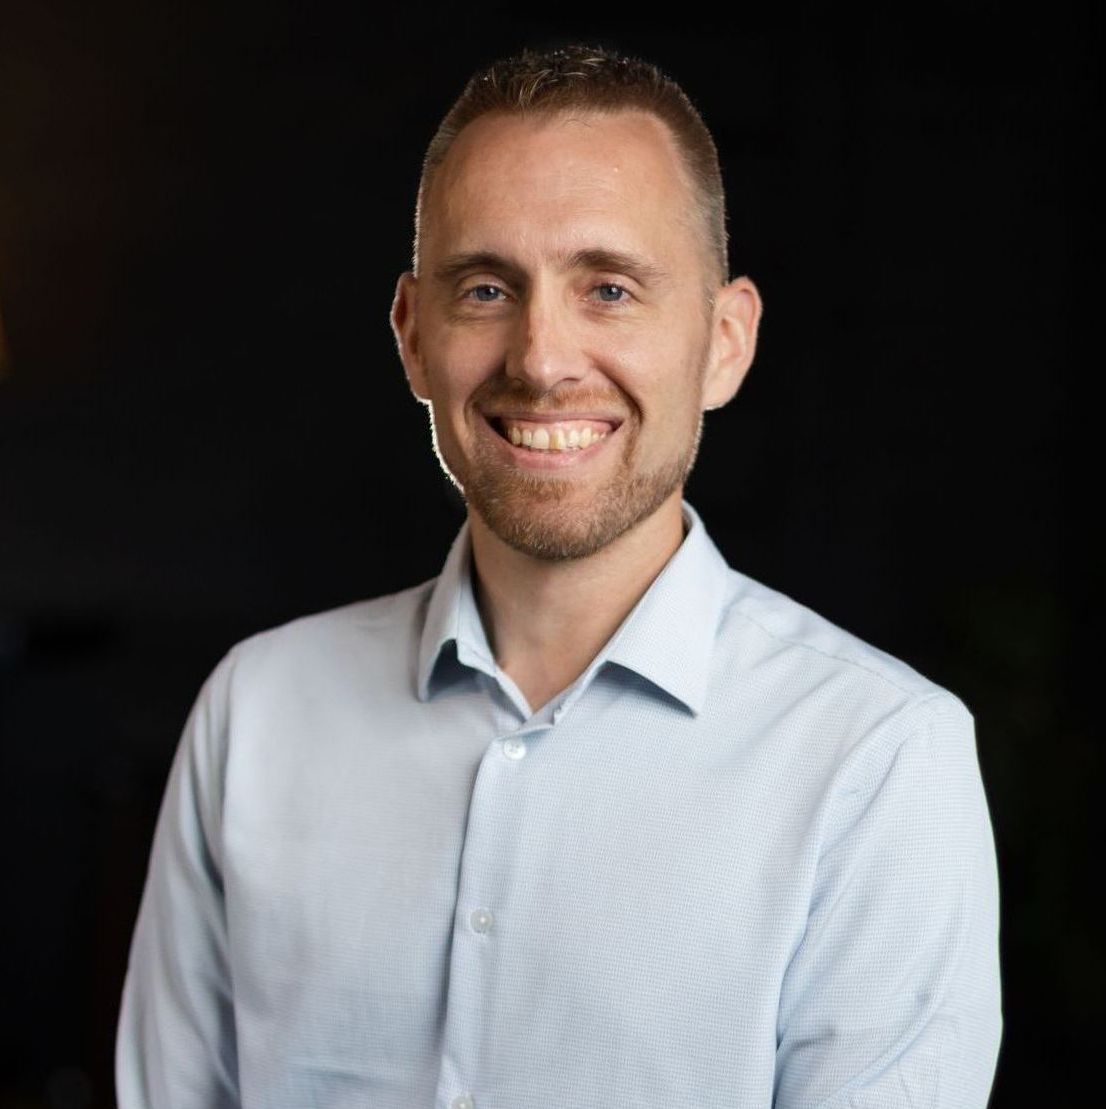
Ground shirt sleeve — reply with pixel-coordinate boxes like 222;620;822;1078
115;649;241;1109
774;693;1003;1108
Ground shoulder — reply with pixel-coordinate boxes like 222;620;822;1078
701;567;989;877
711;564;974;772
723;567;951;702
212;577;439;695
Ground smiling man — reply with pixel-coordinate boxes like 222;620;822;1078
389;100;760;713
116;44;1002;1109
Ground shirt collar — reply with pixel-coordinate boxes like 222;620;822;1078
416;500;732;716
599;501;731;714
416;517;494;700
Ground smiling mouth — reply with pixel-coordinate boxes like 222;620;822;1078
487;415;620;453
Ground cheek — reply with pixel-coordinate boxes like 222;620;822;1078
424;333;502;401
606;331;705;411
426;317;505;365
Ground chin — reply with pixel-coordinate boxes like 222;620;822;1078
467;466;689;563
486;516;624;562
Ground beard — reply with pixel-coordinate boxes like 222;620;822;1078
431;375;706;562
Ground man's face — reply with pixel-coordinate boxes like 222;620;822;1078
393;109;739;561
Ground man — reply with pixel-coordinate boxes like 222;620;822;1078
116;44;1002;1108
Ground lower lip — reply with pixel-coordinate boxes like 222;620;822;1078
482;416;619;470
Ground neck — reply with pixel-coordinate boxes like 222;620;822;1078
468;491;687;714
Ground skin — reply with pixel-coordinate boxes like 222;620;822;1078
391;108;762;712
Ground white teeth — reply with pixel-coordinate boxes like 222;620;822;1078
500;421;612;452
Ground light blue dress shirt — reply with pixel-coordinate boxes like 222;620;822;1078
116;501;1002;1108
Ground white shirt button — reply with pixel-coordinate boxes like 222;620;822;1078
450;1096;475;1109
470;907;494;934
502;738;527;759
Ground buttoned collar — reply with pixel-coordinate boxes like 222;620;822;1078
416;500;733;716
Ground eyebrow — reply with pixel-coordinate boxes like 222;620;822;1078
431;248;671;288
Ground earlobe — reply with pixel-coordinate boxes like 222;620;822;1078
702;276;763;411
390;271;429;401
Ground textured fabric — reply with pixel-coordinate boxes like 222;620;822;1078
116;501;1002;1108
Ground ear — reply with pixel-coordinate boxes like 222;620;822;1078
701;276;763;411
390;271;429;401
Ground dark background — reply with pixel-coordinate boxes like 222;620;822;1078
0;0;1098;1104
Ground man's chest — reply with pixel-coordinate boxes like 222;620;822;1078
219;687;823;1107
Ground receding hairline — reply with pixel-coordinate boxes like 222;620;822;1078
420;105;688;196
413;105;724;292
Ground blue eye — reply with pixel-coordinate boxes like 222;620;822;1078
595;284;628;303
469;285;503;302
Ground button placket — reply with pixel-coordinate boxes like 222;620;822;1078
440;723;552;1107
502;737;527;759
500;718;552;762
469;907;494;934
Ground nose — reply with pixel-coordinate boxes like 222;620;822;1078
505;279;588;393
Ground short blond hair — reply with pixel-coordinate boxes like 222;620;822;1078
413;44;729;288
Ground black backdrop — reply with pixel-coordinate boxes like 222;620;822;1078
0;1;1097;1105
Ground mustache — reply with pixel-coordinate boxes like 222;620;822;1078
472;376;632;418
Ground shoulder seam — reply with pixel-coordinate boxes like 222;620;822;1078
724;590;940;700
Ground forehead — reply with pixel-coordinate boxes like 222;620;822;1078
420;109;701;265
